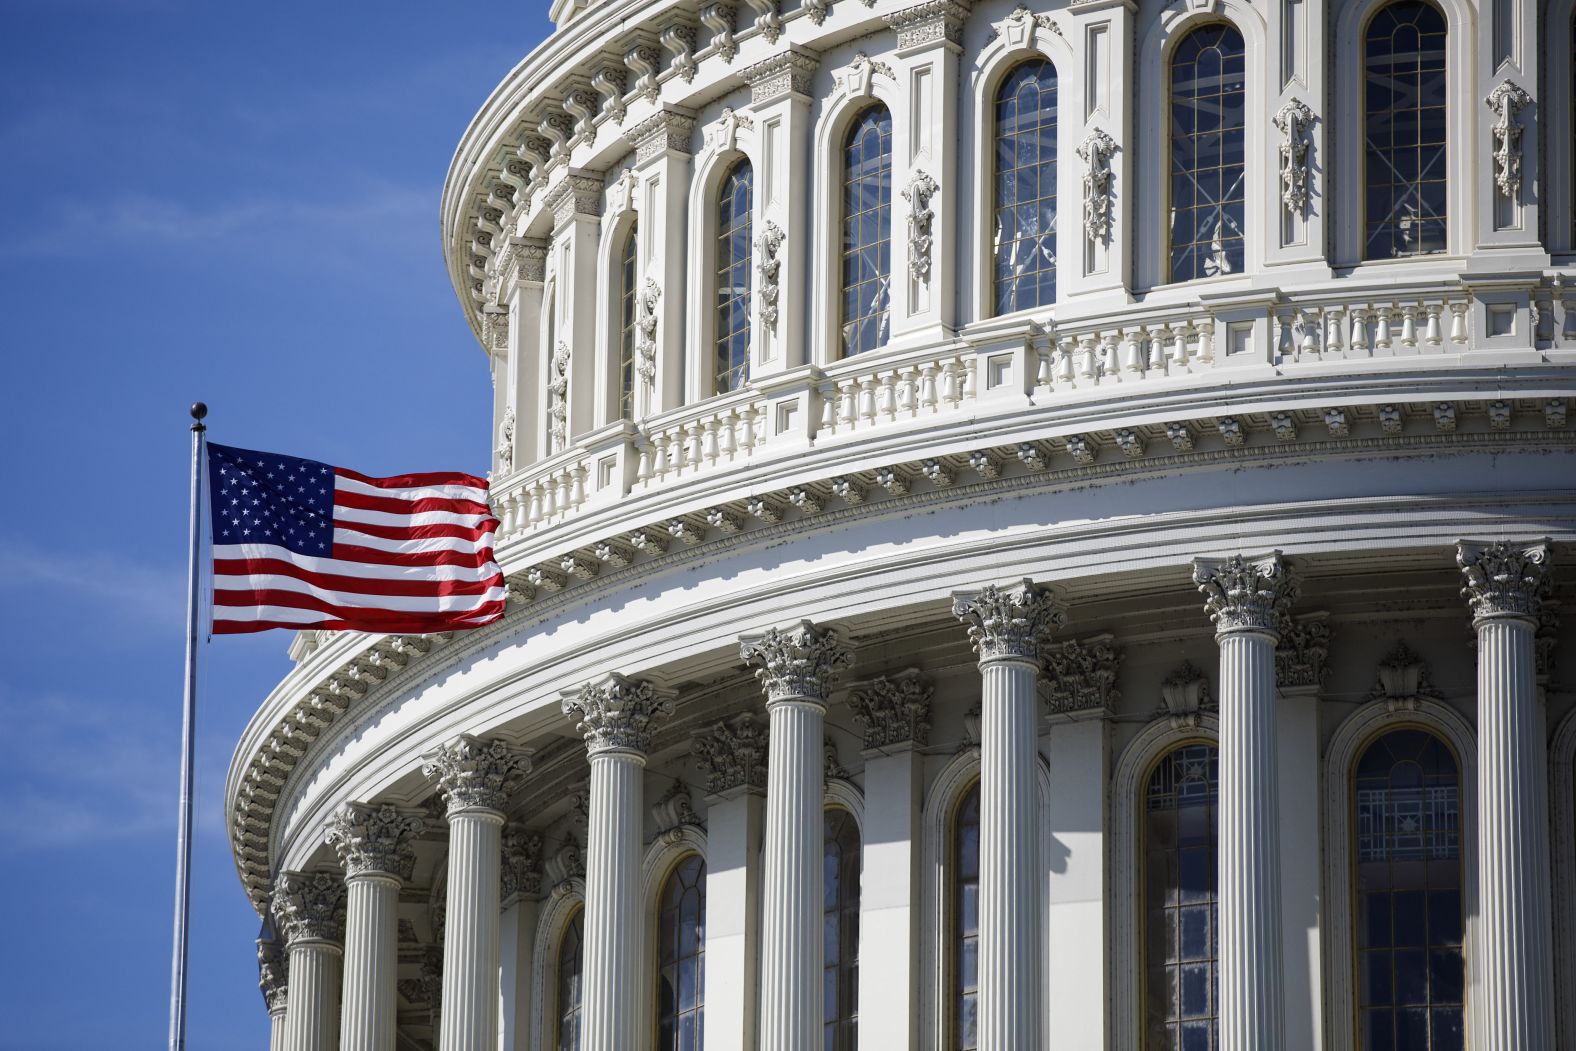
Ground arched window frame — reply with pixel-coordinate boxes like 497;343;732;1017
1549;706;1576;1046
594;201;640;427
823;793;864;1051
1331;0;1473;267
530;878;588;1051
811;67;905;366
642;824;709;1050
921;747;1054;1049
1134;2;1268;291
685;111;761;406
1110;715;1221;1051
968;21;1076;324
1322;699;1478;1051
1165;22;1250;283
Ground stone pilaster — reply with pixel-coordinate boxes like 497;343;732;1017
627;110;695;414
952;579;1066;1051
258;935;289;1051
270;871;347;1051
562;674;674;1051
1458;540;1556;1051
326;802;423;1051
741;621;852;1051
1193;552;1298;1051
499;825;543;1051
421;735;532;1051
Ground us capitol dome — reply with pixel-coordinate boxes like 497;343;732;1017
229;0;1576;1048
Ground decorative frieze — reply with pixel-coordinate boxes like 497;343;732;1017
1042;634;1122;715
848;671;933;749
1160;660;1212;729
325;801;424;879
694;713;770;794
1077;128;1118;245
500;826;543;900
1485;80;1531;199
952;578;1067;662
1275;612;1331;689
270;871;347;945
903;170;939;282
420;735;533;815
1193;552;1299;636
740;620;853;701
1367;642;1441;711
629;110;696;164
743;48;818;105
883;0;970;49
1457;540;1552;622
562;673;676;755
1272;99;1315;214
544;173;603;225
517;239;549;283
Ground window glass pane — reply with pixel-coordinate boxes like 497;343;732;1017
556;908;585;1051
1363;2;1449;259
1169;25;1247;281
715;161;754;394
618;225;639;420
824;808;861;1051
953;783;981;1051
1354;729;1464;1050
657;854;707;1051
841;106;893;356
993;60;1058;315
1144;744;1220;1050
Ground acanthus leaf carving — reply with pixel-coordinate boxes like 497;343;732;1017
636;277;661;383
270;870;347;946
495;405;515;474
257;936;288;1014
420;735;532;814
1272;98;1316;214
561;673;675;755
700;2;738;62
660;22;698;83
1192;552;1299;636
651;778;701;833
952;579;1067;662
500;825;544;900
1076;128;1119;245
739;620;853;702
1043;634;1122;715
693;713;770;794
1457;539;1552;622
1368;642;1441;712
902;169;939;283
848;671;934;749
324;801;425;879
1160;660;1213;729
1275;612;1331;689
756;220;784;329
1485;80;1532;200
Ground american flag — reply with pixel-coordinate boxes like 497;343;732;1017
207;443;506;635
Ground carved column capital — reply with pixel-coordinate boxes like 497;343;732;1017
848;672;933;750
501;825;544;900
1042;634;1122;715
952;578;1067;662
324;802;424;880
693;713;770;794
740;620;852;703
270;870;347;946
1457;539;1552;624
1275;612;1331;690
1192;553;1299;637
742;47;820;106
420;735;532;815
627;108;697;164
562;674;676;756
257;936;288;1013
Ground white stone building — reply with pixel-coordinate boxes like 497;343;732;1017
227;0;1576;1048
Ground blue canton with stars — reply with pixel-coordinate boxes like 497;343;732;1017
208;442;337;555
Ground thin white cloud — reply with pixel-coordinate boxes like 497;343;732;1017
0;539;186;632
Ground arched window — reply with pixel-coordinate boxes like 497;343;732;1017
715;160;754;394
824;807;861;1050
544;290;562;453
951;781;981;1051
555;907;585;1051
993;60;1059;314
656;854;706;1051
1143;743;1219;1050
1363;1;1448;259
841;105;893;357
1352;728;1464;1050
1169;25;1247;281
618;225;638;420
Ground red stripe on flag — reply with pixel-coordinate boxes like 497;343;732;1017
335;465;491;490
214;558;504;597
328;542;497;570
332;488;493;517
332;518;499;543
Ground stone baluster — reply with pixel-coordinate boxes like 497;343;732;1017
741;621;853;1051
258;935;289;1051
562;674;676;1051
421;736;532;1051
1457;540;1556;1050
1192;553;1299;1051
325;802;424;1051
951;580;1067;1051
270;871;348;1051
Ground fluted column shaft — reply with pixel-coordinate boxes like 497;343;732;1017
1195;553;1297;1051
268;1004;287;1051
742;621;852;1051
339;872;400;1051
978;655;1042;1050
582;750;646;1051
1460;540;1555;1050
1216;630;1283;1051
282;941;342;1051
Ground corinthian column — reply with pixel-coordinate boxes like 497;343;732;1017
1193;552;1298;1051
326;802;424;1051
952;580;1065;1051
562;674;675;1051
1458;540;1556;1050
421;735;532;1051
270;871;347;1051
741;620;853;1051
257;934;289;1051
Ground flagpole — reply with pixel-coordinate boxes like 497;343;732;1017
168;401;207;1051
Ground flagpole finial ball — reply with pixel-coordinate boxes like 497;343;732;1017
190;402;208;422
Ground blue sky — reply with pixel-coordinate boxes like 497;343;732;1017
0;3;550;1046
